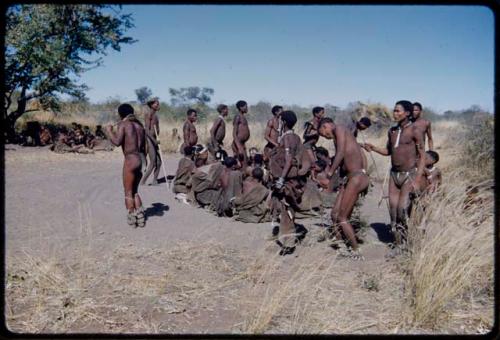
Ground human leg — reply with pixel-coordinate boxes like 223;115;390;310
337;174;369;251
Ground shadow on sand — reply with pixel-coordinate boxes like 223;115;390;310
370;222;394;244
144;202;170;219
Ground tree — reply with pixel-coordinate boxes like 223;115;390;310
4;4;136;140
135;86;153;105
168;87;214;106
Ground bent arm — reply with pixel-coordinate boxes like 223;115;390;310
105;124;125;147
303;122;318;139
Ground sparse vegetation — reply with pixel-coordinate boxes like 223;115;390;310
5;107;493;334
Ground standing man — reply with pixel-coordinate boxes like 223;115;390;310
363;100;426;255
412;102;434;151
263;105;283;163
232;100;250;166
208;104;228;158
181;108;198;154
105;103;146;228
317;117;369;259
141;96;162;186
303;106;325;162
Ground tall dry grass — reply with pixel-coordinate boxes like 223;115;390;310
400;117;494;332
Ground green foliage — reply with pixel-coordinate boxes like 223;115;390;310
168;87;214;106
4;4;136;130
442;105;491;123
134;86;153;105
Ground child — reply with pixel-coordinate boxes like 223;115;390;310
422;150;441;194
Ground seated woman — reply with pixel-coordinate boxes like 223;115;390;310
234;167;271;223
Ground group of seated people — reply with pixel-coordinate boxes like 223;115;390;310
172;141;361;231
16;121;114;153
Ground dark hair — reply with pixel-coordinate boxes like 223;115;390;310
193;144;204;154
312;106;324;115
223;156;237;168
184;145;194;156
215;149;228;161
281;110;297;129
318;117;334;129
118;103;134;119
426;150;439;163
271;105;283;115
315;159;327;171
236;100;247;110
217;104;228;113
187;108;197;116
146;97;159;108
359;117;372;127
395;100;413;114
252;167;264;181
253;154;264;165
315;146;329;159
413;102;423;110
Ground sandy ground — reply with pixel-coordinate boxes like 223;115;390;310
5;145;409;334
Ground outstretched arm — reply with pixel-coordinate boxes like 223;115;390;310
426;122;434;150
363;130;390;156
105;123;125;147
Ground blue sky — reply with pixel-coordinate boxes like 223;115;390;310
80;5;494;113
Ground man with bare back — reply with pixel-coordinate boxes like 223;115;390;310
104;103;146;228
141;97;162;185
412;102;434;151
181;109;198;154
363;100;426;255
232;100;250;166
317;117;369;259
263;105;283;163
208;104;228;158
303;106;325;162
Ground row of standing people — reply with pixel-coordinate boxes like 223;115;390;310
106;98;441;258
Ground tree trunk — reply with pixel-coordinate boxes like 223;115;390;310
4;88;28;143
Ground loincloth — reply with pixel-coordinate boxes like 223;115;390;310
390;168;417;188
